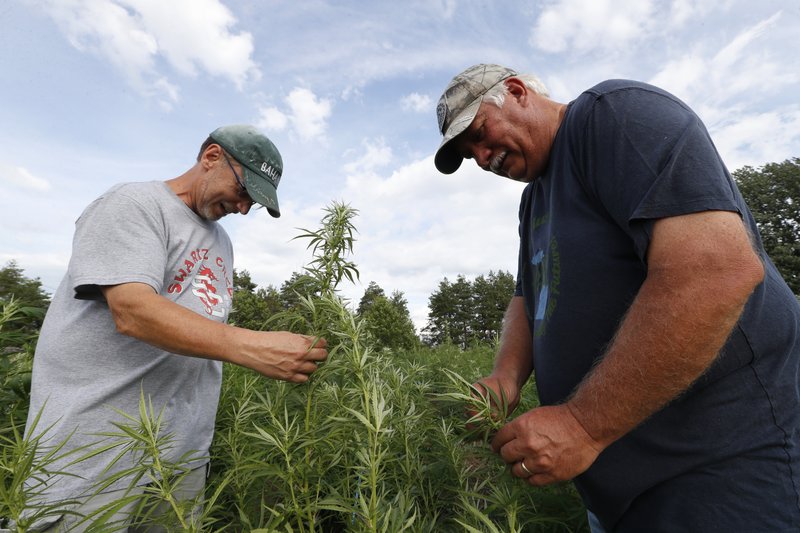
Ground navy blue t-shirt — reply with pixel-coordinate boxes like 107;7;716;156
516;80;800;531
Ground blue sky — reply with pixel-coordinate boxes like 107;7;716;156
2;0;798;330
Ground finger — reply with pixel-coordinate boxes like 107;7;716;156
513;460;534;479
304;348;328;362
297;361;320;375
526;472;556;487
491;423;516;453
305;335;328;349
287;373;310;384
472;381;488;398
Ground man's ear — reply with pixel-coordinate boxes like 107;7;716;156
505;78;528;105
200;143;223;169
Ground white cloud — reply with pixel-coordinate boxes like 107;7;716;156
401;92;432;113
152;77;181;110
257;107;290;132
260;88;333;142
432;0;457;19
286;88;333;141
0;164;51;192
666;0;715;28
712;12;781;74
342;139;393;175
40;0;259;105
710;107;800;171
644;11;799;171
530;0;656;54
647;53;706;100
648;12;794;101
122;0;259;88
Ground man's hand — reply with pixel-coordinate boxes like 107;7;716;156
469;376;521;421
491;404;603;486
234;330;328;383
463;375;521;439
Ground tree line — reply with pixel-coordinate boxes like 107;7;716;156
230;268;516;351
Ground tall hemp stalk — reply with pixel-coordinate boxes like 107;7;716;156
241;202;425;531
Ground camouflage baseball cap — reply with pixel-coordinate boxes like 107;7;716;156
434;64;517;174
209;125;283;218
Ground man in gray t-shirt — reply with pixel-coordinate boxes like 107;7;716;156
24;125;328;530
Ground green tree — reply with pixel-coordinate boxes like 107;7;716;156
357;282;418;351
424;271;516;348
0;262;49;434
356;281;386;315
423;275;473;348
0;261;50;309
229;269;282;331
389;290;411;317
471;270;516;343
734;158;800;294
0;261;50;333
423;277;458;347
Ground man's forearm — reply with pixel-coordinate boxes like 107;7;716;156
102;282;326;382
104;283;243;360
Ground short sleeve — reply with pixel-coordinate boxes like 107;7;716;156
576;83;741;260
69;187;168;299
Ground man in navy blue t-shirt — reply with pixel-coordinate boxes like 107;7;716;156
434;64;800;532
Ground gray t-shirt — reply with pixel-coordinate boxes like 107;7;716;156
26;181;234;502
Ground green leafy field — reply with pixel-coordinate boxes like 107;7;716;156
0;203;588;532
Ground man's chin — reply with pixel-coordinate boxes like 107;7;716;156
506;172;535;183
199;207;224;222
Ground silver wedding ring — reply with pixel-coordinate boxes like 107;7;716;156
520;461;532;475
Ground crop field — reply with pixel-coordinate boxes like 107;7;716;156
0;204;588;532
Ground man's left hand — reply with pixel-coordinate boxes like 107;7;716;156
491;404;603;486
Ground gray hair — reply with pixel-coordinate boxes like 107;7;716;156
484;73;549;108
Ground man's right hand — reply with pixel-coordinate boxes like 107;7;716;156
470;375;521;421
235;330;328;383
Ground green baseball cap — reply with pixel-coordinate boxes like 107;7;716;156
434;64;517;174
209;125;283;218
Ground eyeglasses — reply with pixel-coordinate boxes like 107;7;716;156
222;152;251;200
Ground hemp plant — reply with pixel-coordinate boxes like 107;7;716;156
82;390;230;532
436;370;512;442
206;202;584;532
294;201;360;295
0;300;88;532
0;410;88;532
0;298;41;437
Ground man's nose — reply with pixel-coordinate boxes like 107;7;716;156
474;147;491;170
237;199;253;215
